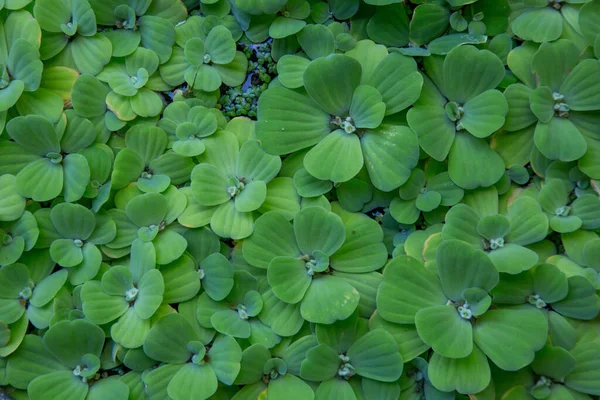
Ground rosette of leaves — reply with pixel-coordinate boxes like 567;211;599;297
242;205;388;324
0;210;38;266
190;131;286;239
376;241;548;395
111;124;194;193
197;272;281;348
300;315;404;399
538;179;600;233
0;114;95;202
160;24;247;93
100;48;168;120
34;202;115;285
0;11;43;118
504;39;600;168
407;45;508;189
106;190;188;265
257;51;421;191
0;262;67;329
390;168;464;225
142;312;242;400
80;263;165;348
510;0;584;43
442;194;548;274
492;263;600;349
6;319;130;400
89;0;185;63
500;342;600;399
33;0;112;75
157;102;220;157
232;337;317;400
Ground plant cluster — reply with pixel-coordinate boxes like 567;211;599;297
1;0;600;399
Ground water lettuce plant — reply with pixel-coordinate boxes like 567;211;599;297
1;0;600;399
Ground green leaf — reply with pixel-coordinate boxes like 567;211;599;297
428;33;488;55
552;276;600;320
437;240;498;301
303;54;362;116
361;125;419;191
297;24;335;60
368;53;422;115
50;239;83;267
210;200;254;240
235;181;267;213
407;106;455;162
377;256;446;323
415;305;473;359
564;343;600;395
138;15;176;64
0;175;25;222
409;4;450;46
505;196;549;246
277;55;310;89
207;334;242;385
362;379;400;400
211;310;250;338
9;39;42;91
267;256;311;304
168;363;218;400
533;263;568;303
28;371;88;400
29;270;67;308
71;34;112;75
300;275;359;324
561;59;600;111
428;345;490;395
347;329;403;382
269;374;314;400
111;307;150;349
135;269;164;319
367;4;409;47
258;289;303;337
43;319;104;368
460;90;508;138
269;16;306;39
256;87;329;155
473;309;547;370
448;132;505;190
205;26;236;64
243;211;299;269
488;244;539;275
0;81;24;112
532;40;579;93
443;46;505;104
294;206;345;256
532;345;576;381
511;7;562;43
534;118;587;162
349;85;385;129
200;252;234;301
81;281;129;324
303;130;363;183
300;344;340;382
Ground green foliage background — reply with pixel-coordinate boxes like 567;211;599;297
1;0;600;399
